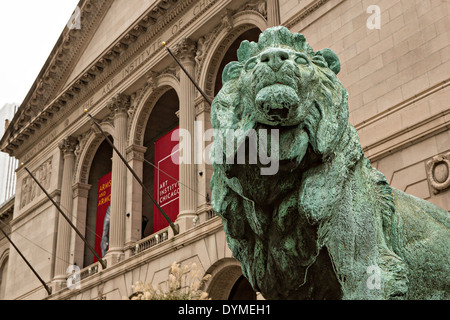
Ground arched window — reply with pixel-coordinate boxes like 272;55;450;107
84;139;113;267
0;254;9;300
141;89;180;238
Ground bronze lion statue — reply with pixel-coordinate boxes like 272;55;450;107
210;26;449;300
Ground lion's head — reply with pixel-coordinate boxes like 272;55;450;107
210;27;366;299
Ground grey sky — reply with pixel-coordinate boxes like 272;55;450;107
0;0;80;107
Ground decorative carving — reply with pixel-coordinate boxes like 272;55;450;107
131;72;157;118
175;38;197;62
108;93;131;117
72;130;92;185
221;9;234;32
194;8;239;83
238;0;267;18
427;152;450;194
20;158;53;209
59;137;78;155
160;65;180;80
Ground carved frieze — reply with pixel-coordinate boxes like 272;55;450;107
20;158;53;209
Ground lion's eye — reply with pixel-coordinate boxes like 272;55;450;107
245;57;258;71
295;55;308;65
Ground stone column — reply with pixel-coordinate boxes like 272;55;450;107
176;38;198;232
267;0;281;27
71;182;91;267
53;137;78;290
106;94;129;265
125;144;147;257
195;96;214;223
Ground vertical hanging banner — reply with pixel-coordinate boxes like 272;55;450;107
94;171;111;263
153;127;180;233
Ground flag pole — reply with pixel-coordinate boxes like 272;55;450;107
22;165;107;269
0;224;52;296
85;113;180;236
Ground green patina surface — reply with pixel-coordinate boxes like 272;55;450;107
210;26;450;300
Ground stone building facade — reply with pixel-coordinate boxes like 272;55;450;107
0;0;449;300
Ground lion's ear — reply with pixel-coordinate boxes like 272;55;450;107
222;61;243;84
319;48;341;75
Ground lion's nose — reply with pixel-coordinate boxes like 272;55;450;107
260;49;290;71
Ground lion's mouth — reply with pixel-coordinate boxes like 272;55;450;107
255;84;300;123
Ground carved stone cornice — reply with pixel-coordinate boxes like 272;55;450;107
0;0;185;157
1;1;112;150
0;197;15;222
2;0;234;160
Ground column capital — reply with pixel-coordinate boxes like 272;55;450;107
108;93;131;117
175;38;197;63
59;136;78;155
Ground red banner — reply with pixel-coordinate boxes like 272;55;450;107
153;127;179;233
94;171;111;263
